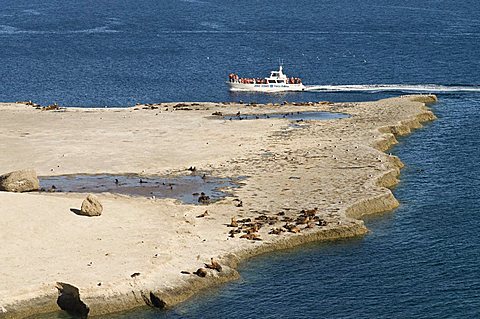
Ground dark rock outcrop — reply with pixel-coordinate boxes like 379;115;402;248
0;169;39;192
141;291;166;309
55;282;89;318
149;292;166;308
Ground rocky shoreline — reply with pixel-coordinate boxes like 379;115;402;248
0;95;436;318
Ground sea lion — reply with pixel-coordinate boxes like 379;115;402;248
229;228;241;235
269;227;284;235
304;207;318;217
229;217;238;227
245;224;259;234
193;268;207;277
318;219;328;227
282;216;294;222
240;233;262;241
295;216;309;225
228;228;242;238
205;258;222;272
305;222;316;229
289;226;301;233
196;210;209;218
198;192;210;204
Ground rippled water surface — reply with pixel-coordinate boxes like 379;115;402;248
3;0;480;318
1;0;479;106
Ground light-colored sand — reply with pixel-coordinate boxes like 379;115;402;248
0;96;436;318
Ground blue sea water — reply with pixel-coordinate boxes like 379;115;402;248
3;0;480;318
1;0;479;106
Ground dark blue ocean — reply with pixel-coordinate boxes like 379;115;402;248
3;0;480;318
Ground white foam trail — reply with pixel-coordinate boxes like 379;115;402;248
200;21;224;30
0;24;119;35
304;84;480;94
21;9;42;16
180;0;209;4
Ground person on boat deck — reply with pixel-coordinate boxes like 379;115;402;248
230;74;236;82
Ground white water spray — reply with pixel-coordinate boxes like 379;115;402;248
304;84;480;94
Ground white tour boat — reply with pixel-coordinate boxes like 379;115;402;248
228;65;306;92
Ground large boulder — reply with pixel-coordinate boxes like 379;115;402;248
80;194;103;216
0;169;40;192
55;282;90;318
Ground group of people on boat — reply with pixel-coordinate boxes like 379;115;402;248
288;77;303;84
228;73;302;85
228;73;240;83
227;74;268;84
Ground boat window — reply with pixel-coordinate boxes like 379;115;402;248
278;80;284;83
268;80;276;83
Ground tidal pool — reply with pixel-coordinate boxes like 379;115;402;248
39;174;243;204
221;111;349;121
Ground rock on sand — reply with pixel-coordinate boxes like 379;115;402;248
80;194;103;216
0;169;39;192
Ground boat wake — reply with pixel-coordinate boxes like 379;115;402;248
304;84;480;94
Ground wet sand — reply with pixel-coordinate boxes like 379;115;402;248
0;95;437;318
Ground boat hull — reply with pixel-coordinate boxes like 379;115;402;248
228;82;306;92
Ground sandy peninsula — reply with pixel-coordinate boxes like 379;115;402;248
0;95;436;318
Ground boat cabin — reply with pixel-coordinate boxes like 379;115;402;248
267;66;288;83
